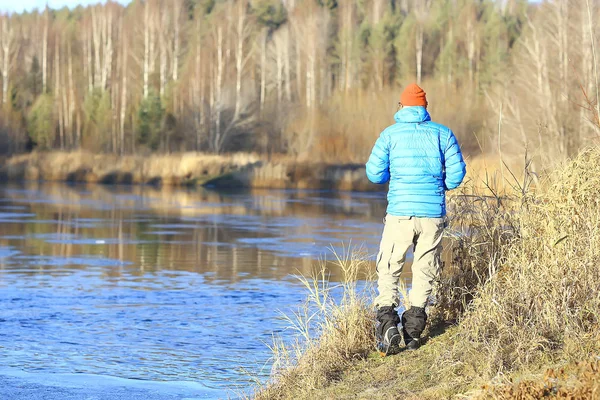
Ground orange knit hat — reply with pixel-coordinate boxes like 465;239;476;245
400;83;428;107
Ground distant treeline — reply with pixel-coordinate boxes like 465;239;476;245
0;0;598;165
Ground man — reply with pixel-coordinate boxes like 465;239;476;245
366;83;466;355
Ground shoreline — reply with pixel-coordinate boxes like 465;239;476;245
252;147;600;399
0;151;379;191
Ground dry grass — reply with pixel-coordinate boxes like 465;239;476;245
450;147;600;380
0;150;261;185
252;247;377;399
0;150;382;191
0;150;518;194
476;358;600;399
252;146;600;399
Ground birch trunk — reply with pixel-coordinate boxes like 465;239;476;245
415;24;423;84
85;28;93;92
101;8;113;90
92;7;102;88
233;2;245;119
295;30;302;102
0;17;13;105
42;9;48;93
55;39;64;149
159;10;168;98
466;15;476;84
61;57;69;148
143;0;151;98
341;2;353;92
214;26;223;153
414;1;431;85
68;40;75;146
276;37;283;103
283;26;291;101
196;18;202;151
172;0;180;82
259;29;267;112
120;29;128;155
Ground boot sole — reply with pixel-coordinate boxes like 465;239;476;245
378;333;402;357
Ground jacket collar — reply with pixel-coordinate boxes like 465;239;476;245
394;106;431;123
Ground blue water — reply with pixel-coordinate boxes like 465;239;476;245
0;183;387;398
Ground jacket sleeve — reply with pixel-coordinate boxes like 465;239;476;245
366;131;390;184
443;129;466;190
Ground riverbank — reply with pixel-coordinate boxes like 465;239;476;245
0;151;514;193
0;152;376;191
253;147;600;399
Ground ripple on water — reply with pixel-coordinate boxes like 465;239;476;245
0;183;389;397
0;246;20;259
0;269;307;393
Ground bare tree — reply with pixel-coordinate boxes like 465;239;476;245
172;0;182;83
0;15;16;105
119;16;128;154
413;0;432;85
210;23;224;153
55;32;64;148
42;7;49;94
159;4;169;98
337;1;356;92
142;0;157;98
230;0;253;123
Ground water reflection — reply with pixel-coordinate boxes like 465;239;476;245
0;182;388;395
0;183;388;282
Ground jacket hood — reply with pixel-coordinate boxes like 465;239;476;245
394;106;431;123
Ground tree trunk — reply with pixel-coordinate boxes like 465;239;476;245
214;26;223;153
159;10;168;98
295;30;302;102
233;1;245;119
85;28;93;92
68;40;75;147
415;24;423;84
196;17;203;151
120;23;127;155
92;7;102;88
143;0;151;98
260;29;267;112
42;9;48;93
0;17;13;105
466;14;476;84
283;26;291;102
172;0;180;82
55;38;64;149
101;7;113;90
276;37;283;103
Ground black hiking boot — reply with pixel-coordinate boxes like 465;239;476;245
401;306;427;351
376;306;401;356
405;337;421;351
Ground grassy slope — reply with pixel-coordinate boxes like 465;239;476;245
297;342;600;399
253;147;600;400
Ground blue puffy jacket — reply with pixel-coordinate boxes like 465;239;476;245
366;106;466;217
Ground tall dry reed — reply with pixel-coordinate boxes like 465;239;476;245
252;247;376;399
447;147;600;380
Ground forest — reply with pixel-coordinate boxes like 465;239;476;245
0;0;598;167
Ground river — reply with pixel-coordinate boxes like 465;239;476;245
0;182;389;399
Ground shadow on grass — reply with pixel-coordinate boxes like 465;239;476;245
422;320;455;345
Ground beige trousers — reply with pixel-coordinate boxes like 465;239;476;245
374;215;445;309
